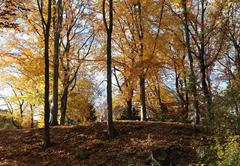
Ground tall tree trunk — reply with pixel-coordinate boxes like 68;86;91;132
60;85;69;125
200;0;212;120
181;0;200;125
43;1;51;149
51;0;63;126
37;0;52;149
136;1;147;121
103;0;117;138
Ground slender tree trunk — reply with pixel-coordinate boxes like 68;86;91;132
11;118;20;129
39;0;52;149
157;91;162;112
181;0;200;125
140;75;147;121
51;0;63;126
126;99;132;120
175;70;185;110
36;0;53;149
60;85;69;125
184;77;189;119
43;25;51;147
155;80;163;112
30;104;34;128
199;0;212;120
103;0;117;138
40;0;52;149
126;90;133;120
136;1;147;121
231;37;240;78
20;104;23;118
235;51;240;78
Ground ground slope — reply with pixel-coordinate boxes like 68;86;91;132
0;121;207;165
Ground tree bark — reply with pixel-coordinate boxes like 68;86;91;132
43;2;51;149
183;77;189;119
40;0;52;149
140;75;147;121
30;104;34;128
51;0;63;126
103;0;117;138
236;52;240;78
126;90;134;120
37;0;52;149
199;0;212;120
136;1;147;121
181;0;200;125
60;85;69;125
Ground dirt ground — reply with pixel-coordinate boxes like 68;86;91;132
0;121;207;166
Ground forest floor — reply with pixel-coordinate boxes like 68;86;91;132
0;121;208;166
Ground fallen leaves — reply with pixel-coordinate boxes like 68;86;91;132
0;121;207;165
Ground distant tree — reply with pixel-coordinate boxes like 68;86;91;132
225;1;240;79
59;1;94;125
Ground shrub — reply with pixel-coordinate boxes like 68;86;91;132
193;136;240;165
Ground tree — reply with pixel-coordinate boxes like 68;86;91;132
37;0;52;149
112;0;166;121
224;1;240;79
181;0;200;124
134;0;147;121
187;0;227;121
113;66;136;120
198;0;213;119
51;0;63;126
102;0;118;138
59;0;95;125
0;0;26;29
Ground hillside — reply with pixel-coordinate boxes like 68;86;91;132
0;122;207;166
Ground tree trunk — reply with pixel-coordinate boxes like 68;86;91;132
126;99;132;120
181;0;200;125
200;66;213;116
140;75;147;121
184;77;189;119
41;0;52;149
60;85;68;125
231;36;240;78
126;90;133;120
51;0;63;126
103;0;117;138
30;104;34;128
136;1;147;121
235;50;240;79
199;0;212;120
38;0;52;149
20;106;23;118
156;82;162;111
175;72;185;111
